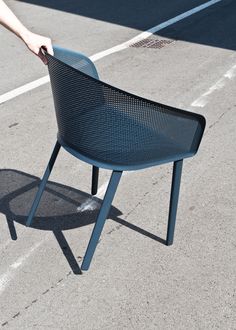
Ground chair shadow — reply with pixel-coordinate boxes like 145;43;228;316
0;169;165;274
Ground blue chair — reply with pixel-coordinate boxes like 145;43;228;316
26;46;205;271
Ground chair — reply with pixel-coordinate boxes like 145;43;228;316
26;46;205;271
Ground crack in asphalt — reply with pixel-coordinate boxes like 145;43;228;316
207;106;234;132
1;172;168;326
1;271;72;327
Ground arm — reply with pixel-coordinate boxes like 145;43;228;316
0;0;53;63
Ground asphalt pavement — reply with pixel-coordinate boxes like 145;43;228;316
0;0;235;329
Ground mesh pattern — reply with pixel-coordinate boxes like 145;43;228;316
47;47;205;169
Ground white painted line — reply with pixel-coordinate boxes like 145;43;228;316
90;0;222;62
224;64;236;79
0;76;50;105
191;63;236;107
77;172;129;212
0;0;222;105
0;0;224;292
0;240;44;294
77;180;112;212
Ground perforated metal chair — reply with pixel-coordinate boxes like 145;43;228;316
26;46;205;271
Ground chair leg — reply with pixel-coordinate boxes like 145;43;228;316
166;160;183;246
81;170;122;271
26;141;61;227
91;166;99;195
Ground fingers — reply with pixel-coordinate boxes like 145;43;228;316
22;31;53;64
44;39;54;56
38;39;54;64
38;48;48;65
36;37;53;64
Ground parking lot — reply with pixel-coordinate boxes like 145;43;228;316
0;0;236;329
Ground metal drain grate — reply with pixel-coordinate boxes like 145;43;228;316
129;38;174;49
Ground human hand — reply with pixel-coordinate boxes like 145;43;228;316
21;30;53;64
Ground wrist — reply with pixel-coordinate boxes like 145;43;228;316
18;27;31;43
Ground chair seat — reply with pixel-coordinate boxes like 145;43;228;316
58;102;197;170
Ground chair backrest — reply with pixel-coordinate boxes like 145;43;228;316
47;46;205;170
53;46;99;79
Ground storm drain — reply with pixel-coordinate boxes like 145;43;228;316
129;38;175;49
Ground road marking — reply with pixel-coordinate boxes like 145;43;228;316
0;240;44;294
0;76;50;105
77;181;108;212
90;0;222;61
0;0;223;294
191;63;236;107
77;172;129;212
0;0;222;105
